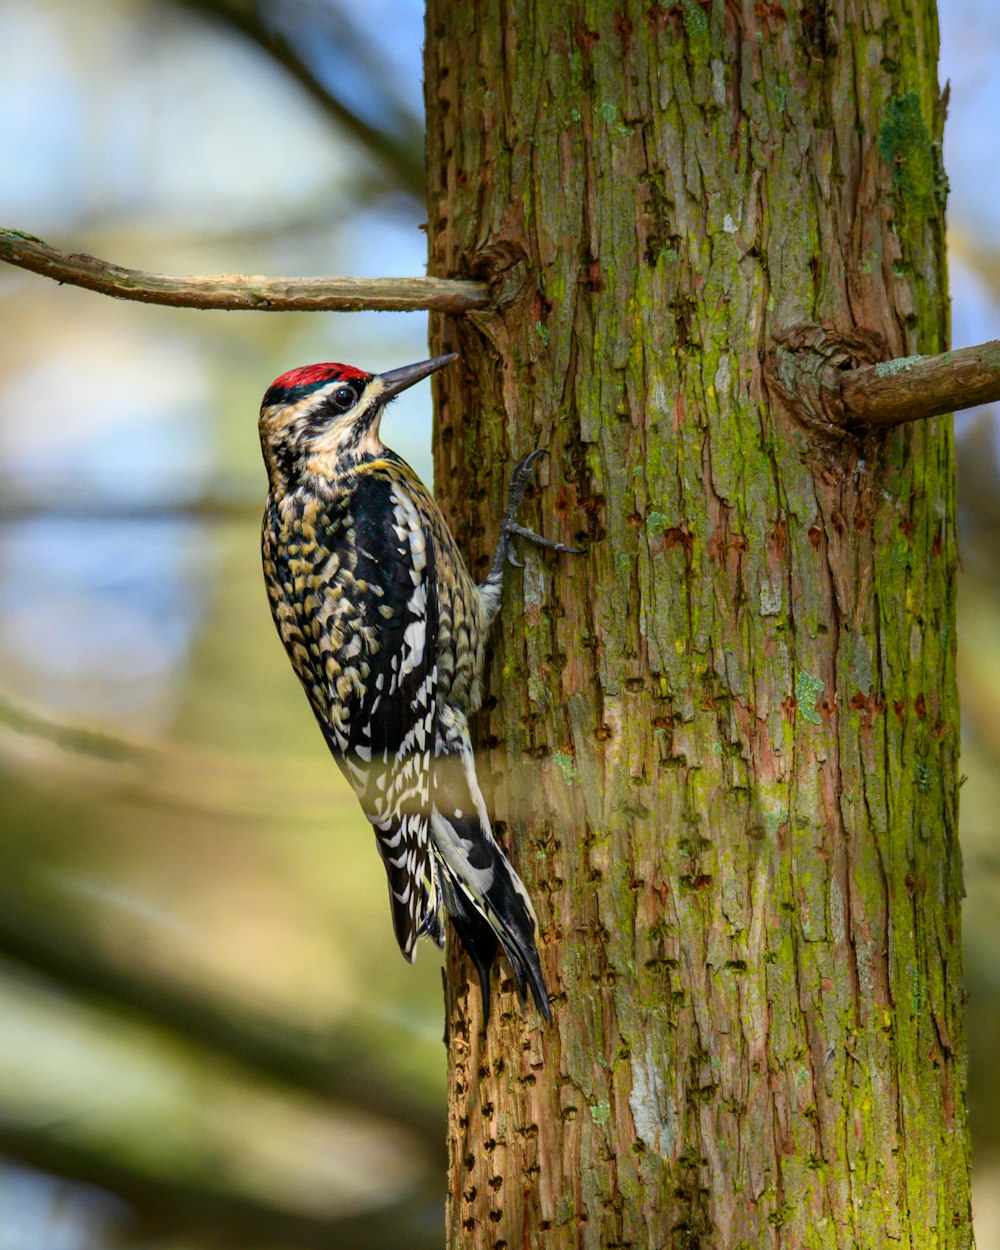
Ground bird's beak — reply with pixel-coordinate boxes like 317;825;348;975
376;353;458;400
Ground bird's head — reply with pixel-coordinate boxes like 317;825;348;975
258;352;457;491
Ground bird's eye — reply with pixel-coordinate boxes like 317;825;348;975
332;385;355;411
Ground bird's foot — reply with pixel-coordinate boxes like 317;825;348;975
503;522;582;567
494;449;584;571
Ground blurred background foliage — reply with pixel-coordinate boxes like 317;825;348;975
0;0;998;1246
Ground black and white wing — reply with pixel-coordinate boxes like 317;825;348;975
345;469;443;958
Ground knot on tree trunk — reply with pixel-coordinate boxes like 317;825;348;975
765;324;888;436
468;238;531;309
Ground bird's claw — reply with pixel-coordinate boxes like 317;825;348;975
506;521;583;556
503;448;549;519
486;447;583;583
508;447;549;492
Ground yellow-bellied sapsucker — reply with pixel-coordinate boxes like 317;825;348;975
258;353;578;1022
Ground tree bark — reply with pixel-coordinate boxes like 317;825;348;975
424;3;970;1248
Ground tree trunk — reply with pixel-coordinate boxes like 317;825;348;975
424;3;971;1247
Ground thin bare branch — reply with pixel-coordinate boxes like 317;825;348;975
840;338;1000;427
0;228;488;313
768;325;1000;433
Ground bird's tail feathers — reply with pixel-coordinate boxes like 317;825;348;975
432;813;550;1025
430;716;550;1024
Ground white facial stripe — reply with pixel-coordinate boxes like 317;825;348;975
308;377;387;460
261;374;384;434
363;376;386;404
261;377;356;426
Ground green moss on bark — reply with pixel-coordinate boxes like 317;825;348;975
878;91;947;213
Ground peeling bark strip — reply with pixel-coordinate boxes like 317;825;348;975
425;3;970;1249
0;229;489;313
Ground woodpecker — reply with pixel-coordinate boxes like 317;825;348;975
258;352;578;1022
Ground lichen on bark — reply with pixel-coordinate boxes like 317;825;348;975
424;2;970;1247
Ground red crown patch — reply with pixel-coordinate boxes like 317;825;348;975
270;362;370;392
